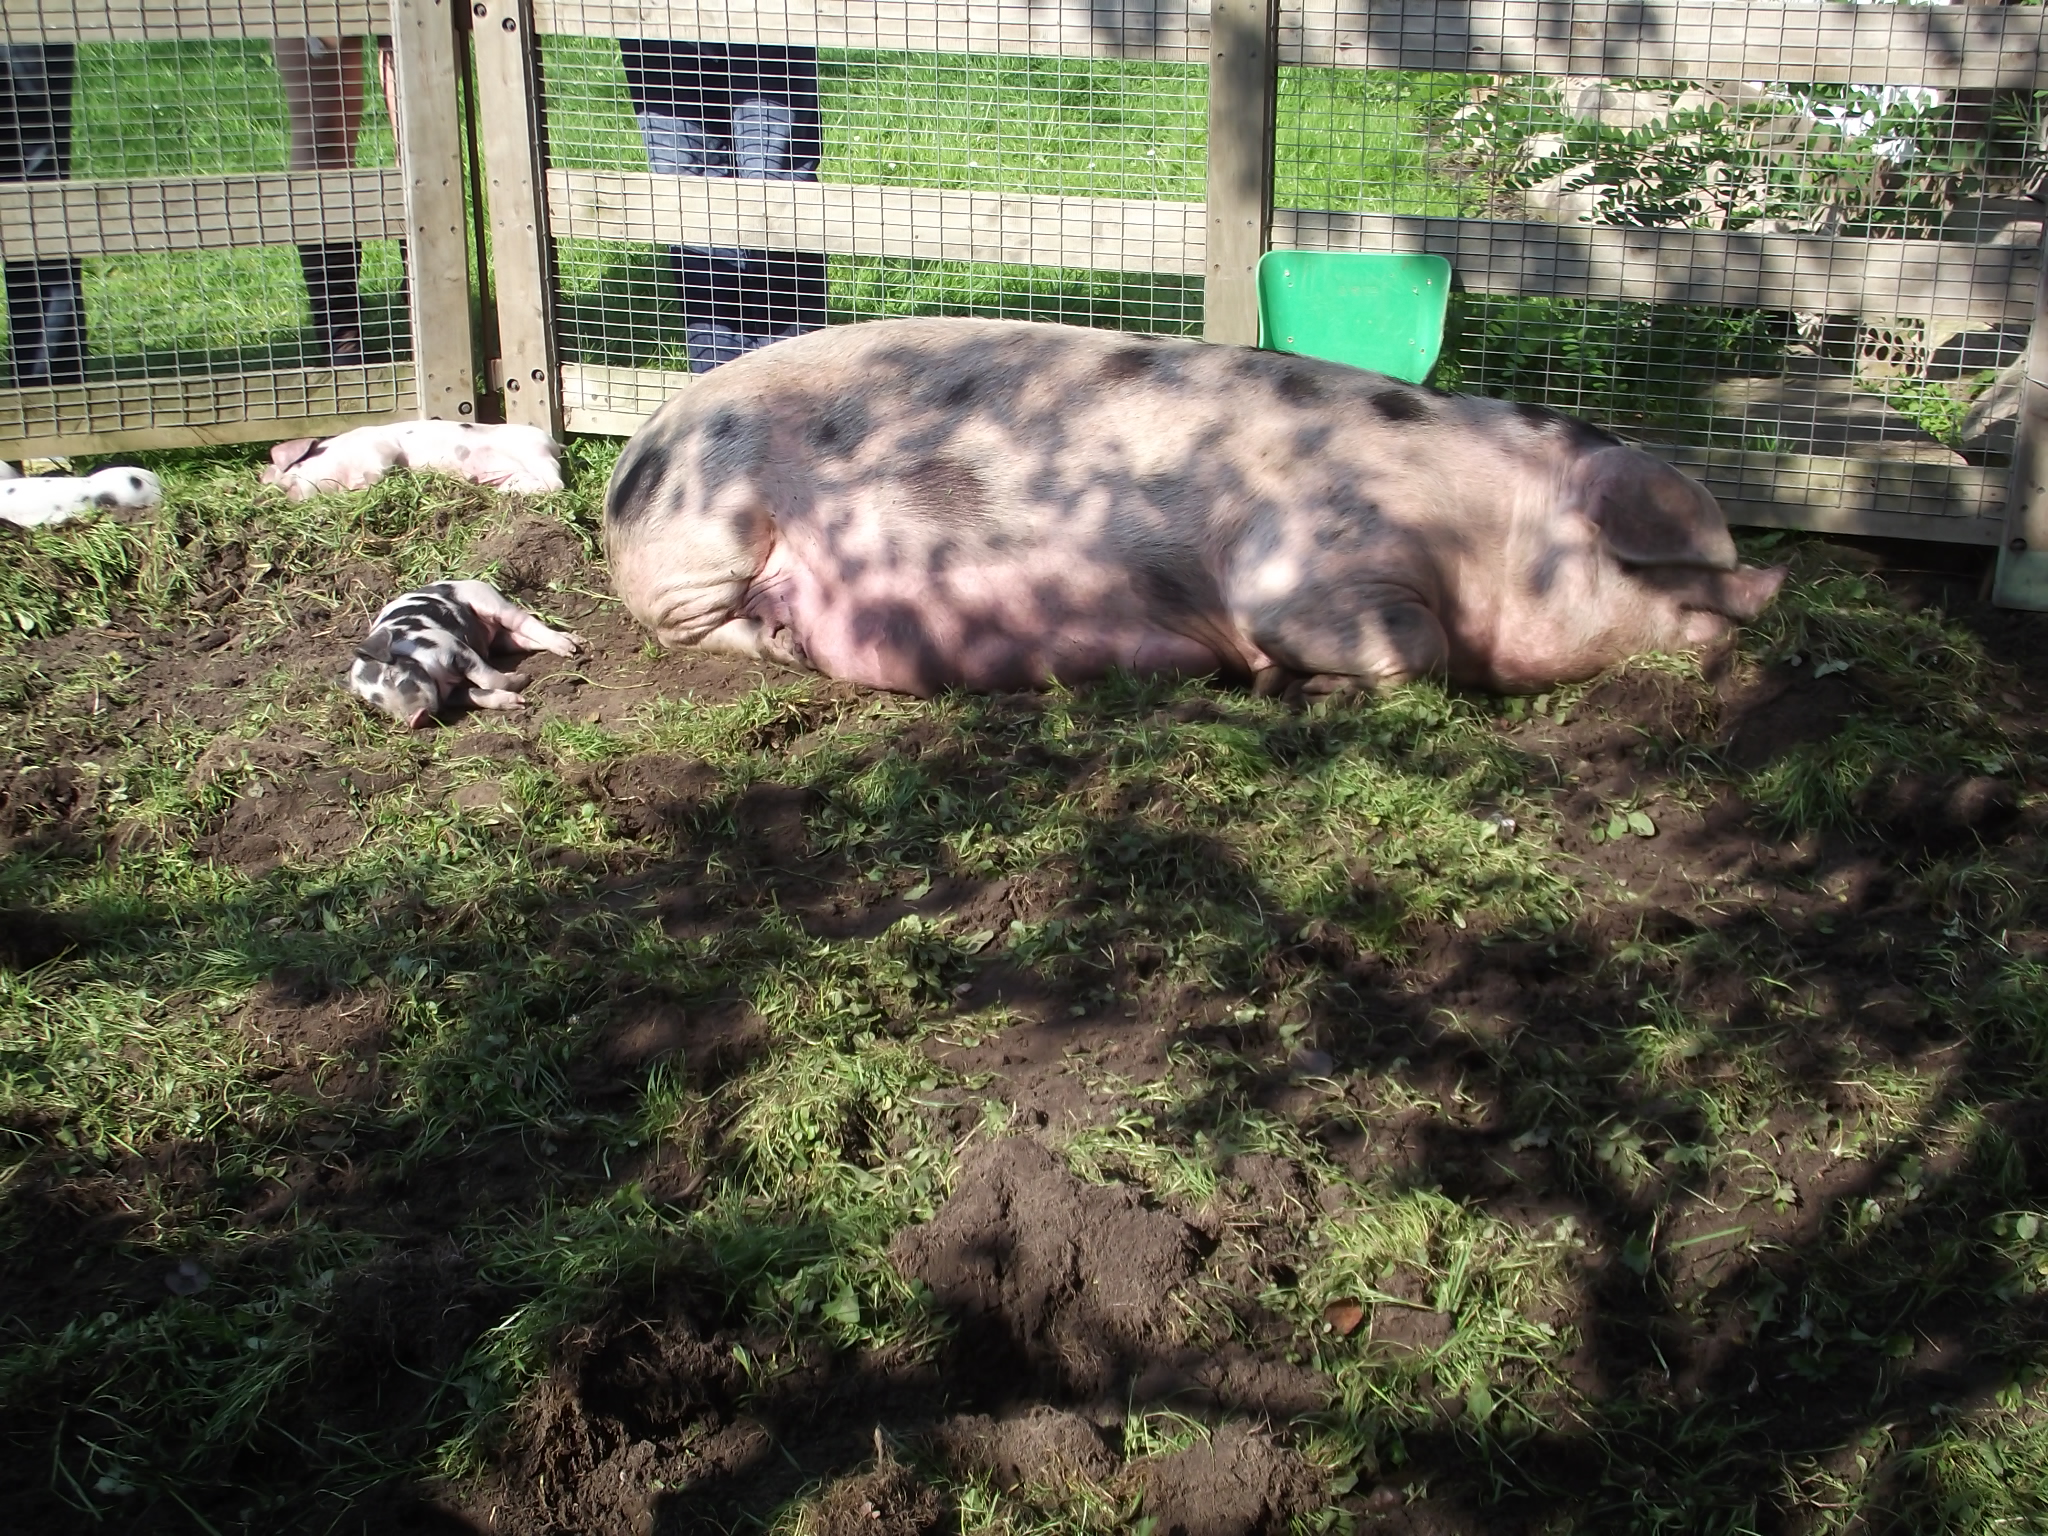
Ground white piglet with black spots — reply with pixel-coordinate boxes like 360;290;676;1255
0;464;163;528
350;580;584;729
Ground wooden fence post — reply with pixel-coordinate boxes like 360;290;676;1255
1994;237;2048;608
1205;0;1277;346
390;0;478;420
468;0;561;434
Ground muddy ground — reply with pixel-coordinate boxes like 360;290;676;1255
2;502;2047;1535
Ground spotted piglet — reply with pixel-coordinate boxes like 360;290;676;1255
350;579;584;728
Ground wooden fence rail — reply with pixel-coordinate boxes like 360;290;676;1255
530;0;2048;89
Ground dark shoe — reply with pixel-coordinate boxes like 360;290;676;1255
298;241;364;366
5;258;85;386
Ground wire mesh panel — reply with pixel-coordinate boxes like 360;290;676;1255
1276;0;2048;541
527;0;1213;432
0;1;473;458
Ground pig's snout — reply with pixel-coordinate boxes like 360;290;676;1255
1620;557;1781;653
1676;564;1784;646
1716;564;1787;621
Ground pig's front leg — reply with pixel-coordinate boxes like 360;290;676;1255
1237;588;1450;691
461;651;532;708
696;616;811;672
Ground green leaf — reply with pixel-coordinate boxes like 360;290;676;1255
1621;1234;1654;1275
1606;812;1629;841
2017;1212;2040;1241
1465;1380;1495;1425
822;1283;861;1329
1627;810;1656;838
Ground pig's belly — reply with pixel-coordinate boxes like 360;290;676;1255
748;542;1234;695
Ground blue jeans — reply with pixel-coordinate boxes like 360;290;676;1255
620;42;827;374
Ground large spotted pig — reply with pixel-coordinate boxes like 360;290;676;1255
603;318;1784;696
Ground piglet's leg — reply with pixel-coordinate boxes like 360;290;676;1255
444;580;583;656
467;686;528;712
503;612;584;657
450;640;531;700
466;659;531;694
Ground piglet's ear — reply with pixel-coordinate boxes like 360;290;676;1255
1581;447;1737;570
355;631;395;664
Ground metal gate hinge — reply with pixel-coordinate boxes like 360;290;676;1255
487;357;506;391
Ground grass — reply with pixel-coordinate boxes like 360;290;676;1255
0;443;2042;1532
69;40;406;378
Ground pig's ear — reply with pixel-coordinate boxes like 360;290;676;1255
270;437;323;472
1583;450;1736;569
355;631;395;664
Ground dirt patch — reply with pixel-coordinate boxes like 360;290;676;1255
800;1457;945;1536
1718;667;1858;772
1369;1305;1455;1359
928;1406;1115;1491
473;514;588;596
492;1308;748;1536
890;1137;1207;1402
0;761;95;853
583;996;767;1087
195;779;367;873
187;731;411;873
236;970;391;1101
587;753;722;842
1119;1422;1321;1536
1862;770;2020;847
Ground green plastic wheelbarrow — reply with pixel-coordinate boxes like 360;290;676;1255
1256;250;1453;385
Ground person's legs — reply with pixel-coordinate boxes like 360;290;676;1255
714;48;825;363
0;44;84;387
275;37;367;364
623;41;742;373
624;41;826;373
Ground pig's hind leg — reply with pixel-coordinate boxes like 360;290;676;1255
502;611;584;657
444;580;585;657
